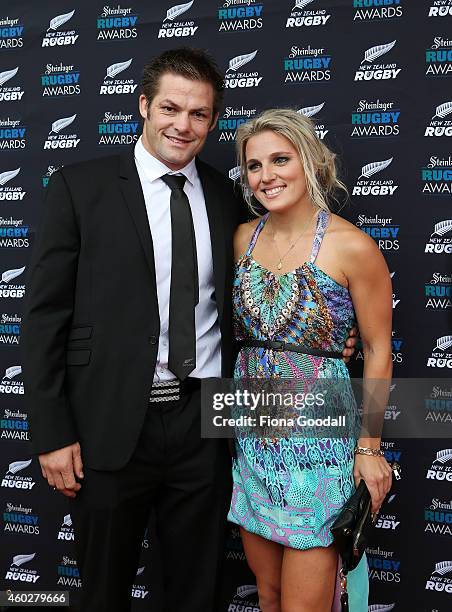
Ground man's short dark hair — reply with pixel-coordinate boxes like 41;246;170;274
141;47;224;118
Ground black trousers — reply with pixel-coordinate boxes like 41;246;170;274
70;387;232;612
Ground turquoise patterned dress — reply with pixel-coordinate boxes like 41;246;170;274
228;210;368;611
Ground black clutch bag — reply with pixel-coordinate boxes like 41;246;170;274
330;480;372;611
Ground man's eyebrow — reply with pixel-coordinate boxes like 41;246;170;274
158;99;211;113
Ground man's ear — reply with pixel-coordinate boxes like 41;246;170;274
138;94;149;120
209;111;219;132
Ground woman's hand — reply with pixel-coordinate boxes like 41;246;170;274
353;453;393;514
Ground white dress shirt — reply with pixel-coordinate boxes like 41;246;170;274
134;136;222;381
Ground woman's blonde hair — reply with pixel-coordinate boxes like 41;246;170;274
236;107;348;216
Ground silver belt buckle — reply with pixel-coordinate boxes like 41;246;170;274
149;379;180;402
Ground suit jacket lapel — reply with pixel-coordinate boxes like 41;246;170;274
197;159;226;321
119;150;156;278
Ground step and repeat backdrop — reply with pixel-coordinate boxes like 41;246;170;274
0;0;451;610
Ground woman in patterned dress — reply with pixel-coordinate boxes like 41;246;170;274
228;109;393;612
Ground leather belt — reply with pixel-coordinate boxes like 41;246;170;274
149;378;201;403
238;339;342;359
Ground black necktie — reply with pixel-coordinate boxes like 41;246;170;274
161;174;198;380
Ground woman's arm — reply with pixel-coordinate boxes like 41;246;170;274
341;228;394;513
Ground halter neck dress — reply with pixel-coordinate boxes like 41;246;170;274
228;209;368;611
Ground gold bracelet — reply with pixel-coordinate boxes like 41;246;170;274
354;446;385;457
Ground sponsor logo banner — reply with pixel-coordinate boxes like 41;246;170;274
0;117;26;149
43;114;80;149
97;5;139;41
218;0;264;32
0;67;24;101
353;0;403;21
425;219;452;253
158;1;198;38
356;214;399;251
351;99;400;139
0;16;24;49
225;50;262;88
98;111;139;146
286;0;331;28
42;10;78;47
355;40;401;81
100;59;137;95
284;45;332;83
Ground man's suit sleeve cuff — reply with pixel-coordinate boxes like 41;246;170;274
28;397;78;455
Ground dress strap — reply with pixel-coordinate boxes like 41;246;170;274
245;213;269;256
310;209;330;264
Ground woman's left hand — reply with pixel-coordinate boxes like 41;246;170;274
353;453;393;514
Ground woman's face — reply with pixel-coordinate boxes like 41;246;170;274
245;130;309;213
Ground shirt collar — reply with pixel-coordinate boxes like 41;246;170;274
134;135;197;187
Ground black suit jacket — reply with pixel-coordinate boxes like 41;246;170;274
22;151;244;470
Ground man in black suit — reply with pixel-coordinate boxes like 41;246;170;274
23;48;242;612
23;48;356;611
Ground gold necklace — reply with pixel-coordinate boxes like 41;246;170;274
269;210;317;271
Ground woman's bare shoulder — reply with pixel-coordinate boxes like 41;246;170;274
327;212;379;257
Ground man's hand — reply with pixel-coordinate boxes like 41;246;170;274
39;442;84;498
342;325;359;363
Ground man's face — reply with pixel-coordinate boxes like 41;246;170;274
139;72;218;171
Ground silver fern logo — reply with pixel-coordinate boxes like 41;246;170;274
159;1;198;38
42;10;78;47
298;102;324;117
0;67;18;86
359;158;393;179
228;166;241;181
49;114;77;135
7;459;32;475
106;59;132;79
5;552;39;583
44;114;80;150
100;59;137;95
4;365;22;379
225;51;262;88
353;157;398;196
425;101;452;137
63;514;72;527
433;449;452;464
58;514;74;541
368;605;395;612
0;167;25;201
226;50;258;73
0;364;25;396
426;560;452;593
0;266;26;299
47;10;75;31
297;103;328;139
0;67;24;102
355;40;401;81
427;447;452;480
287;0;331;28
12;553;35;567
236;585;258;598
425;220;452;255
427;336;452;369
0;168;20;186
